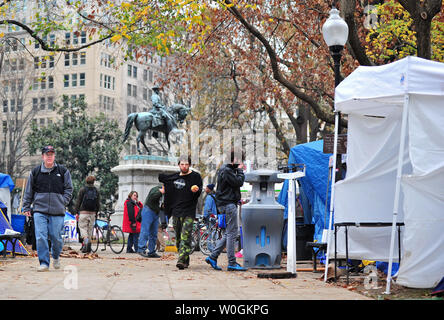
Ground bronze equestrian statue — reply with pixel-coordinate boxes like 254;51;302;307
122;85;190;154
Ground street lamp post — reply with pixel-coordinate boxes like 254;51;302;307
322;6;349;283
322;7;349;135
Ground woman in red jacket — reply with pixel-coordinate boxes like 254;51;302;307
123;191;142;253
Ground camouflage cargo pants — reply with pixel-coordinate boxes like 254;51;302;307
173;216;194;264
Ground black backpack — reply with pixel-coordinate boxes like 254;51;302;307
81;187;98;211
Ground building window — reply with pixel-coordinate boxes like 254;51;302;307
40;97;46;110
3;100;8;113
34;57;39;69
49;56;54;68
72;53;78;66
143;88;148;101
48;76;54;89
71;73;77;87
81;31;86;44
47;97;54;111
79;73;85;86
143;69;148;81
17;99;23;112
65;53;70;66
49;34;55;46
64;74;70;87
32;98;38;111
33;78;39;90
9;99;15;112
65;32;71;45
80;52;86;64
40;77;46;90
41;57;46;68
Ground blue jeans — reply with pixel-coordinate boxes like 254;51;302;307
210;203;238;266
33;212;65;267
127;233;139;252
138;207;159;254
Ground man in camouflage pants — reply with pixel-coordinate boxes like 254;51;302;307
159;155;202;269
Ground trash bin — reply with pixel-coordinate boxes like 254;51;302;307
242;169;284;269
296;221;314;260
11;214;26;233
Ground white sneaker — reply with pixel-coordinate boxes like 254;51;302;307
37;265;49;272
53;259;61;270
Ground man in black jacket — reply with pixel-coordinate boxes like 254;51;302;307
159;155;202;270
205;150;247;271
75;176;100;253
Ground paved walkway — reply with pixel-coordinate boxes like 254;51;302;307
0;244;371;301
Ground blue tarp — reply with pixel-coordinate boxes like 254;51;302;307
0;173;15;192
277;140;332;242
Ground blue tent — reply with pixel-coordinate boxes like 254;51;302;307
0;173;15;192
277;140;332;242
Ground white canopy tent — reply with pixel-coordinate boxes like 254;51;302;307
328;56;444;291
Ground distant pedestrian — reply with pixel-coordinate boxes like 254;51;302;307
122;191;142;253
205;150;246;271
23;145;73;272
203;183;217;226
75;176;100;253
138;185;165;258
159;155;202;270
156;209;168;252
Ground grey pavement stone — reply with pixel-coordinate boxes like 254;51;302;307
0;243;372;301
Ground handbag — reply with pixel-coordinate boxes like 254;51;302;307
217;214;226;229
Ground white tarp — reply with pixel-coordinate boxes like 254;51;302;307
332;56;444;288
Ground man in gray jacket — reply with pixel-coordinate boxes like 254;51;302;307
23;146;73;272
205;150;247;271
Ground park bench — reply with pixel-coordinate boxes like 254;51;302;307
0;234;22;258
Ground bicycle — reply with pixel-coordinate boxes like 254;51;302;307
190;216;206;254
90;209;125;254
199;215;225;256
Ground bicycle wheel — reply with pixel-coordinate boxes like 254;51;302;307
199;229;212;256
90;226;102;253
109;225;125;254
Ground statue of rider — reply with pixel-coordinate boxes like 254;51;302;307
147;84;170;137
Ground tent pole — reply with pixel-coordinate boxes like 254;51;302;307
384;94;409;295
287;178;297;274
324;112;340;282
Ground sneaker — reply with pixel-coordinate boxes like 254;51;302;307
235;249;243;258
53;259;61;270
37;264;49;272
147;252;161;258
176;262;185;270
227;263;247;271
205;256;222;271
138;251;149;258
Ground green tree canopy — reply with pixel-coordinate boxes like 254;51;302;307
26;97;122;212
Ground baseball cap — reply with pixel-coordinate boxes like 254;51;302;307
41;145;55;154
206;184;215;191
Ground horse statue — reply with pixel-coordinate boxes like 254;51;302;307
122;103;191;154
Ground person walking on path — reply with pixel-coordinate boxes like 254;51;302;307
159;155;202;270
138;185;165;258
23;145;73;272
75;176;100;253
205;150;247;272
123;191;142;253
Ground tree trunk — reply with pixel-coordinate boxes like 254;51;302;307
398;0;442;60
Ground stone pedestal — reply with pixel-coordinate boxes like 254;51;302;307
110;155;178;228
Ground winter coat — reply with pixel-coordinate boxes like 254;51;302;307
122;198;142;233
215;164;245;207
